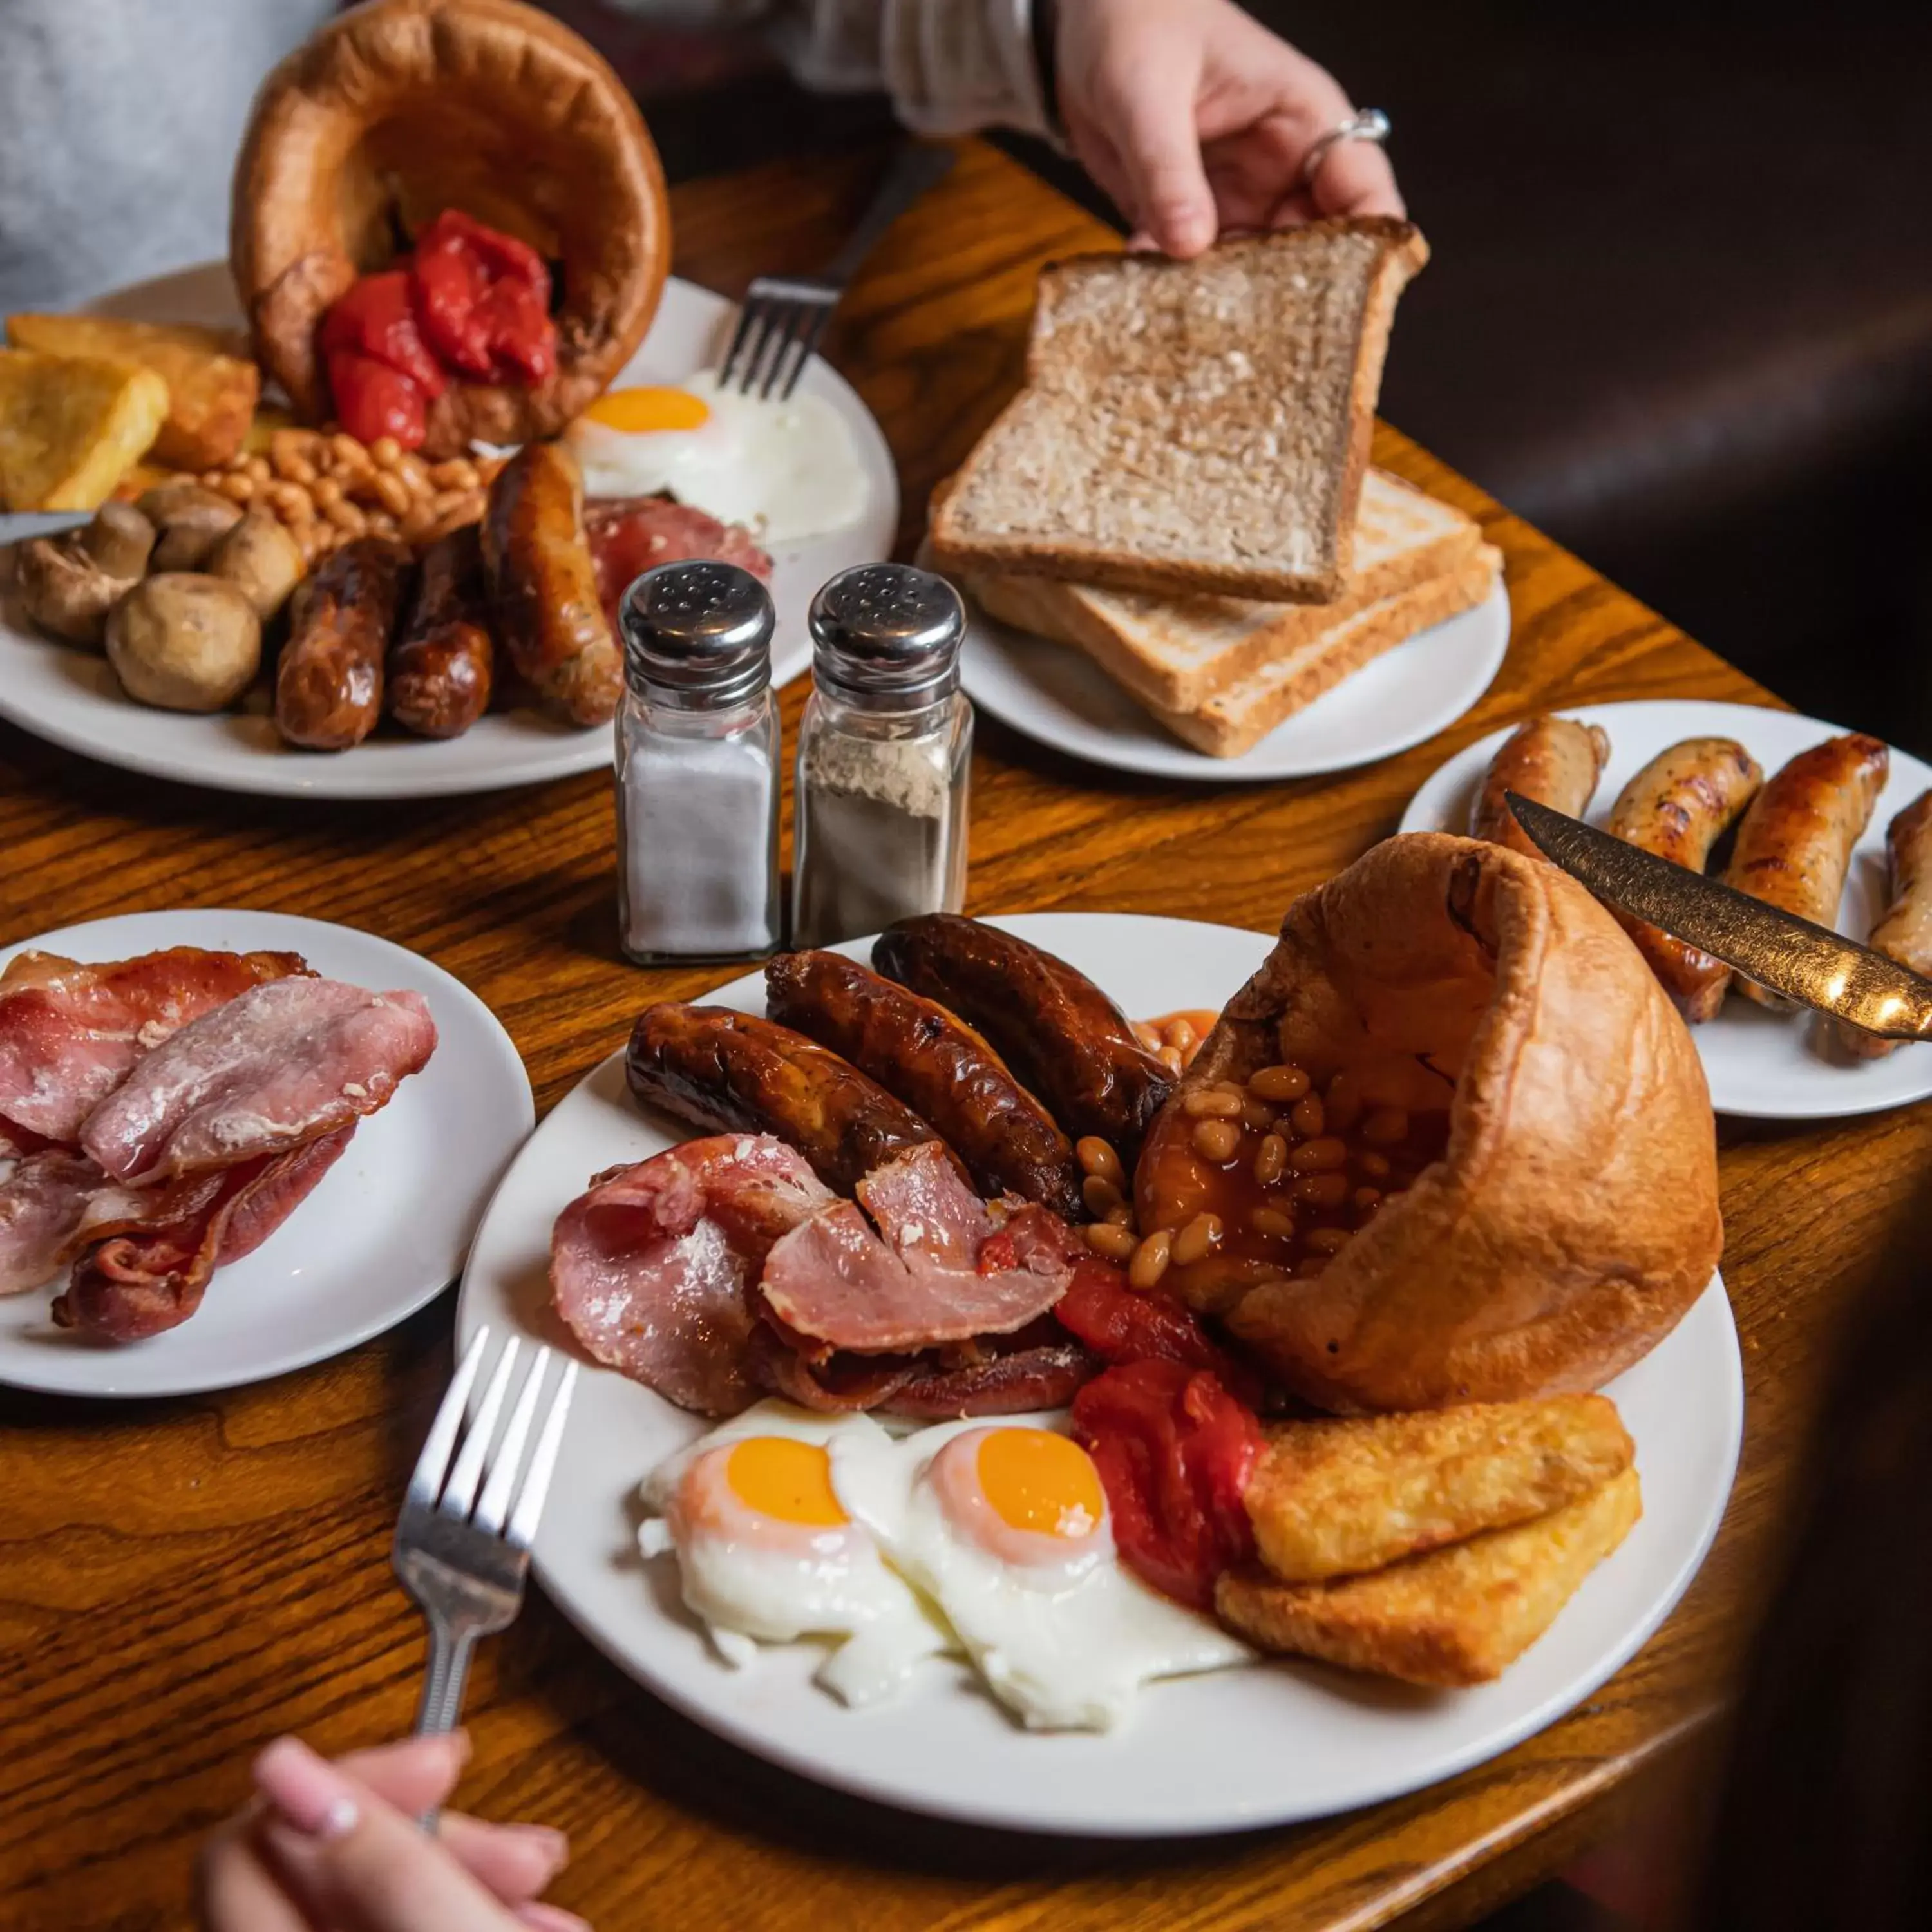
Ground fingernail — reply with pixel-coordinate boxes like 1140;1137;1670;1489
253;1738;360;1841
516;1904;591;1932
503;1823;571;1871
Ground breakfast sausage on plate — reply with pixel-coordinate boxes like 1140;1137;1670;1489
627;1003;969;1198
871;914;1174;1160
1840;788;1932;1059
1722;732;1890;1009
1470;716;1613;860
480;440;622;727
1605;737;1764;1021
764;949;1084;1218
274;536;414;751
387;524;493;739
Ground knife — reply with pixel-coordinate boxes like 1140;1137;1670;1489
0;511;88;545
1502;791;1932;1043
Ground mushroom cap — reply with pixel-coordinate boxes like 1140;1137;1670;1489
231;0;670;459
1209;833;1723;1411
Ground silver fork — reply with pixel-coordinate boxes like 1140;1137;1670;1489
392;1327;578;1742
719;142;956;400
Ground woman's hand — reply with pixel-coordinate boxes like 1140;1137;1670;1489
1054;0;1404;257
198;1732;587;1931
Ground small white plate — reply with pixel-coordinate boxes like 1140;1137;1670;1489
957;580;1510;781
455;911;1741;1835
0;910;533;1396
1400;699;1932;1120
0;265;898;800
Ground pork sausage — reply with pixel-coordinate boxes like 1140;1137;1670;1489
1723;732;1890;1009
1470;716;1613;860
1841;788;1932;1059
480;441;621;727
627;1003;967;1197
765;950;1084;1217
274;536;413;750
871;914;1174;1160
388;525;493;738
1605;736;1763;1021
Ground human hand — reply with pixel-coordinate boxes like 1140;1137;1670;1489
198;1732;587;1931
1054;0;1405;257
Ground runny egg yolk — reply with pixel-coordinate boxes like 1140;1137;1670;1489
975;1428;1106;1540
724;1435;848;1528
582;385;712;433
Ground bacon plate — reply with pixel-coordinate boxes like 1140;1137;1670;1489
0;947;309;1147
585;495;773;636
80;978;437;1184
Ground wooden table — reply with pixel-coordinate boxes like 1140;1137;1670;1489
4;139;1927;1932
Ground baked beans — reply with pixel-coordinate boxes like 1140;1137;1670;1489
1127;1230;1173;1291
1081;1173;1124;1220
1139;1010;1218;1072
1084;1222;1139;1262
1075;1137;1125;1190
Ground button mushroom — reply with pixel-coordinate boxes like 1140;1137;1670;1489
205;511;304;619
105;573;262;712
14;501;157;645
136;479;245;571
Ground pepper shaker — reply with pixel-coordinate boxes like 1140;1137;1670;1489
616;560;782;964
792;562;972;949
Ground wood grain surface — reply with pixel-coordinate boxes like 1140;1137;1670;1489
3;140;1926;1932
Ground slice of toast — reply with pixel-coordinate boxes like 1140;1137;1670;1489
930;220;1429;603
6;313;259;470
0;348;169;511
956;469;1482;714
1215;1466;1642;1687
1244;1395;1634;1585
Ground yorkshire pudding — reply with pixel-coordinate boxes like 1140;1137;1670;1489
231;0;670;459
1180;834;1722;1412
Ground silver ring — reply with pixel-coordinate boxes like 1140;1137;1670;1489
1299;108;1392;190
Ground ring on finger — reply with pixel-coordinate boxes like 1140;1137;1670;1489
1298;108;1392;191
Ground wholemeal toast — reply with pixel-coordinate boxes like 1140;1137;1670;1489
1244;1395;1634;1585
956;469;1483;714
1215;1466;1642;1687
0;348;169;511
929;220;1429;603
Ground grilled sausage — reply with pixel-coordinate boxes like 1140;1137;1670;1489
1605;737;1764;1021
1840;789;1932;1059
480;441;621;727
765;950;1084;1217
871;914;1174;1159
627;1003;967;1197
274;536;413;750
1723;732;1889;1009
388;525;493;739
1470;716;1613;860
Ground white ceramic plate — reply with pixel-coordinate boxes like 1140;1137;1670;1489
956;580;1511;781
455;911;1741;1835
0;909;532;1397
0;265;898;800
1400;699;1932;1119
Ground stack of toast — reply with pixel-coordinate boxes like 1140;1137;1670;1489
928;220;1501;758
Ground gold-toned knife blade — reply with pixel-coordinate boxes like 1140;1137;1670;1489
1502;791;1932;1041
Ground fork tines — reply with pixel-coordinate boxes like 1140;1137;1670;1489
719;276;835;402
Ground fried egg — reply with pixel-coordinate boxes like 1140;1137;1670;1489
831;1417;1253;1731
562;372;869;544
639;1403;948;1706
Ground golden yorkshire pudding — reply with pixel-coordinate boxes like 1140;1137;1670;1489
231;0;669;458
1144;833;1722;1412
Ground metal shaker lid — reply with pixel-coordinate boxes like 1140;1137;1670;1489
807;563;965;708
620;560;775;707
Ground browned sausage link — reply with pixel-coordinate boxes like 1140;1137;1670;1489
871;914;1175;1159
1470;717;1612;860
274;536;414;751
765;950;1084;1217
388;525;494;739
1841;788;1932;1059
1605;736;1764;1022
1724;732;1890;1009
480;441;621;728
627;1003;968;1198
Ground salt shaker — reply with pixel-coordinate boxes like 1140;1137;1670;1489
616;560;782;964
792;562;972;949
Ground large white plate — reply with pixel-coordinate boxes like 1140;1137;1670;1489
957;580;1511;781
1400;699;1932;1120
0;264;898;800
455;911;1741;1835
0;909;533;1396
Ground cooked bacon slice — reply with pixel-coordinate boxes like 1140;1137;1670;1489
80;978;436;1184
585;495;772;636
53;1127;355;1340
551;1135;832;1416
746;1324;917;1413
882;1339;1100;1419
0;947;309;1147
